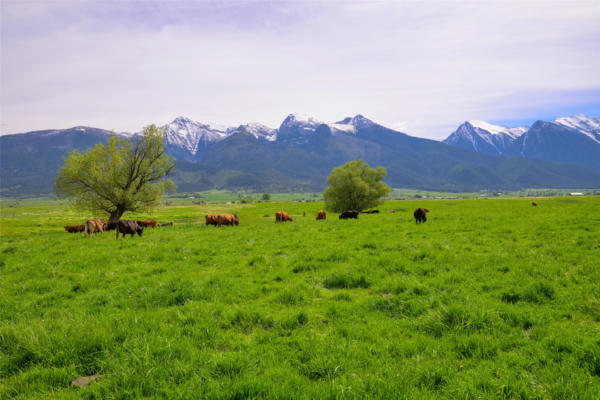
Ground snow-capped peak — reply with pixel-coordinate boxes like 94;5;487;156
163;116;230;155
467;120;527;138
281;113;323;129
277;114;325;144
172;116;193;125
554;114;600;143
231;123;277;141
332;114;377;133
349;114;376;127
444;120;528;155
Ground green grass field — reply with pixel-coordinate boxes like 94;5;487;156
1;198;599;399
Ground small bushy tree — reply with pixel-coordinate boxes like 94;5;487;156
323;160;391;212
54;125;175;222
262;193;271;201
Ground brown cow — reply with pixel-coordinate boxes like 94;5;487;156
217;214;239;227
316;210;327;220
276;211;293;222
137;219;158;228
84;219;104;238
531;202;537;206
205;214;219;226
64;224;85;233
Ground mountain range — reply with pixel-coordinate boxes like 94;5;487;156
443;114;600;171
1;114;600;195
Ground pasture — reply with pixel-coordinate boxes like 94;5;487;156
1;197;599;399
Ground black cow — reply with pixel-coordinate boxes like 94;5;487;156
339;210;359;219
413;208;428;224
361;210;380;214
116;220;143;239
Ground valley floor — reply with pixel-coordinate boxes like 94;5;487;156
1;198;599;399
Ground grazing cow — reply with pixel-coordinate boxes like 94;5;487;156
205;214;219;226
316;210;327;220
413;208;429;224
160;221;174;227
388;210;396;213
361;210;380;214
116;220;143;239
531;202;538;206
217;214;239;227
64;224;85;233
339;210;359;219
137;219;158;228
276;211;293;222
84;219;104;238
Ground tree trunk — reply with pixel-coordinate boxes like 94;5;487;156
108;208;125;224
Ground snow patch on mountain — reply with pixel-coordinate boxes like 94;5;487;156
329;123;356;134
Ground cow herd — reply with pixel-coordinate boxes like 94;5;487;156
64;207;433;239
276;208;427;223
65;218;160;239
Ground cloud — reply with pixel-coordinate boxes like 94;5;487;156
1;0;599;138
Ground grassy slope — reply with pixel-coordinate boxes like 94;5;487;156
1;198;599;399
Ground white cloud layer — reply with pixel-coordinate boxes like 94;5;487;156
1;0;599;139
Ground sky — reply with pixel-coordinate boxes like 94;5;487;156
1;0;599;139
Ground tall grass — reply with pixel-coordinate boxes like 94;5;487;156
1;197;599;398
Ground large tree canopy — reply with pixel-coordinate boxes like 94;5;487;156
323;160;391;212
54;125;175;222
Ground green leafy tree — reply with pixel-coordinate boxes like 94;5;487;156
54;125;175;222
262;193;271;201
323;160;391;212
